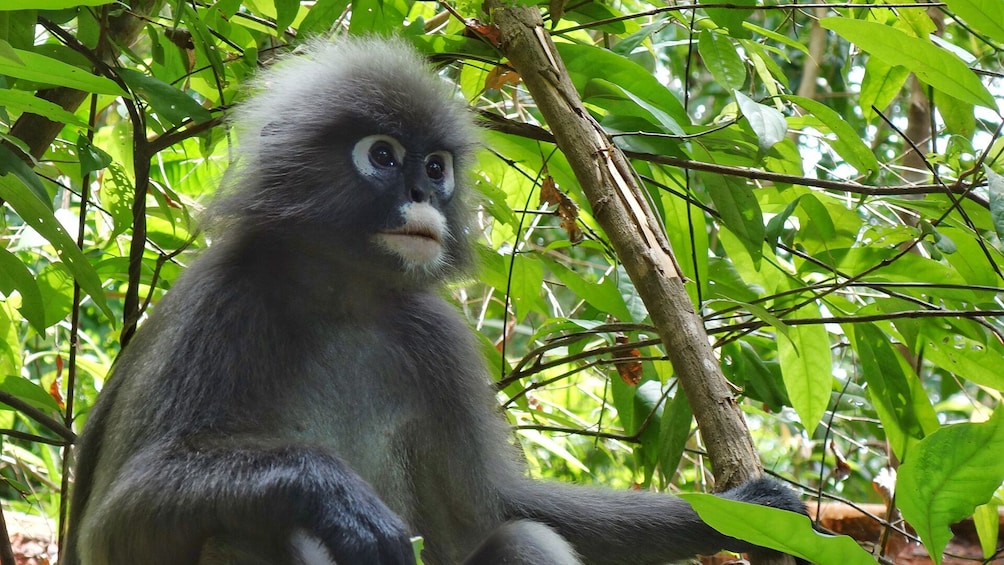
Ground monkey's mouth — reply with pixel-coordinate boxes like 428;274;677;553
376;229;444;266
381;227;441;243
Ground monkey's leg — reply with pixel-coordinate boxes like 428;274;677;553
462;520;583;565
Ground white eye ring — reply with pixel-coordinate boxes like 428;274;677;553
352;135;406;178
425;151;455;198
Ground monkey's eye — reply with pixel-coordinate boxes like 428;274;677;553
352;135;406;179
424;151;455;198
426;156;445;180
369;141;398;168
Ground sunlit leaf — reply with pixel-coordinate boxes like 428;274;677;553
0;87;89;127
698;30;745;91
987;168;1004;240
945;0;1004;43
785;95;880;174
0;248;46;333
821;18;995;108
0;174;112;321
777;303;831;433
848;323;939;460
734;90;785;153
0;48;126;95
899;409;1004;564
0;0;111;9
117;68;212;127
685;494;875;564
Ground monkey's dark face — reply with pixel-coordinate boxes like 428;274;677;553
350;134;457;272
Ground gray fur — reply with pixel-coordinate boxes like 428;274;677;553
63;37;804;565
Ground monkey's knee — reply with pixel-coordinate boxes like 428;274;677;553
199;530;336;565
463;520;582;565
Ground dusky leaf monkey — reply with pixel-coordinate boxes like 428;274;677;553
64;37;806;565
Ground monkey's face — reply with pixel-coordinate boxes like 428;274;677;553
350;134;456;272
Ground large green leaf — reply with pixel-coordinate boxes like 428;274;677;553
860;57;910;119
698;155;765;268
698;30;745;92
0;87;88;127
0;375;61;413
785;95;880;175
0;248;45;333
0;0;111;9
657;388;692;479
556;43;688;128
848;323;938;460
117;68;212;127
821;18;995;108
898;409;1004;564
0;48;126;95
945;0;1004;43
919;323;1004;391
685;494;875;564
988;168;1004;240
777;303;832;433
734;91;786;154
545;259;633;322
0;174;112;322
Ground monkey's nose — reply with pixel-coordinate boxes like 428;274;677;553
409;184;432;203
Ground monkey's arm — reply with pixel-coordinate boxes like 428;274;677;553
503;476;804;565
76;439;415;565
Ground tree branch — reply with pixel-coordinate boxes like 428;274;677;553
482;2;766;490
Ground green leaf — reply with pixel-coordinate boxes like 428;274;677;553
785;95;880;175
117;68;212;127
944;0;1004;43
742;22;809;56
860;57;910;119
658;389;692;479
848;323;938;460
556;43;689;128
973;502;999;559
919;323;1004;390
298;0;351;36
0;143;48;204
0;174;112;322
274;0;299;33
698;31;745;91
585;79;684;135
778;304;832;433
0;87;89;127
684;494;876;564
76;133;112;178
766;193;802;250
987;167;1004;240
820;17;995;108
0;48;126;95
0;248;46;333
0;0;111;9
0;375;60;413
898;409;1004;564
704;0;754;39
700;168;765;267
734;90;785;153
545;259;633;322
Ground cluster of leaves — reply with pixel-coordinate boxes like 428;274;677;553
0;0;1002;562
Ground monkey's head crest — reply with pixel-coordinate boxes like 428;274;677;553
209;36;480;285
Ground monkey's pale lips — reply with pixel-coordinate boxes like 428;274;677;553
376;230;443;265
376;203;448;266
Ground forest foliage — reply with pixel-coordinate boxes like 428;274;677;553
0;0;1002;563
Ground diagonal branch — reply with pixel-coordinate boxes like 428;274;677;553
482;2;765;489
